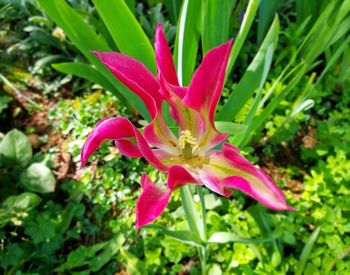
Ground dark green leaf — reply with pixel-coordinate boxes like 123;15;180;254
20;163;56;194
0;129;32;167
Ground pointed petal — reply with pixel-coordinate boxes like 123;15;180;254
155;24;179;86
93;51;162;119
204;143;294;210
81;117;168;171
115;139;143;158
183;40;232;124
136;174;172;229
159;74;205;137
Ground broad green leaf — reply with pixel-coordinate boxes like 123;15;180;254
174;0;201;85
0;129;32;167
20;163;56;194
218;15;279;121
295;227;321;275
215;121;247;134
53;62;116;92
208;232;274;244
93;0;156;74
201;0;236;53
226;0;260;78
3;192;41;212
144;223;203;247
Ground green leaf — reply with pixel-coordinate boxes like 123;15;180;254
214;121;247;134
218;15;279;121
38;0;150;120
3;192;41;212
226;0;260;78
174;0;202;85
257;0;279;43
201;0;236;53
144;223;203;247
53;62;116;92
208;232;274;244
92;0;156;74
120;247;147;275
295;227;321;275
0;129;32;167
20;163;56;194
89;234;125;272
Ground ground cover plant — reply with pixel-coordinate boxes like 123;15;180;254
0;0;349;274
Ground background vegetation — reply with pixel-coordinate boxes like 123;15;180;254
0;0;349;274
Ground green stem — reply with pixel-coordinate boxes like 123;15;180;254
179;185;201;237
180;185;208;273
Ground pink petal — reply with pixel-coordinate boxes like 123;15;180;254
159;74;205;137
167;165;199;191
190;166;233;197
143;114;180;155
217;143;294;210
115;139;143;158
92;51;162;119
136;174;172;229
183;40;232;124
81;117;168;171
155;24;179;86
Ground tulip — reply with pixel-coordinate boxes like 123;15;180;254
81;25;294;229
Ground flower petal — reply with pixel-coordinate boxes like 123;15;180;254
115;139;143;158
92;51;162;119
155;24;179;86
81;117;168;171
206;143;294;210
144;114;180;155
159;74;205;137
183;40;232;124
167;165;199;191
136;174;171;229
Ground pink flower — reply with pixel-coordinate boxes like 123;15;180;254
81;25;294;229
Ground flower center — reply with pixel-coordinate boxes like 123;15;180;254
178;130;197;160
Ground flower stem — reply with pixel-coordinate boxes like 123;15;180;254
180;185;208;273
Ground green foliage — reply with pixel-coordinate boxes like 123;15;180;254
1;0;350;274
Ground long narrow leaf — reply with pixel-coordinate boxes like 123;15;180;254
93;0;156;74
218;15;279;121
174;0;201;85
53;62;116;93
38;0;150;119
201;0;236;53
257;0;279;43
144;223;203;247
226;0;260;78
208;232;274;244
295;227;321;275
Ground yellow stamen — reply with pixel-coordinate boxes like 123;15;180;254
179;130;197;149
179;130;197;160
